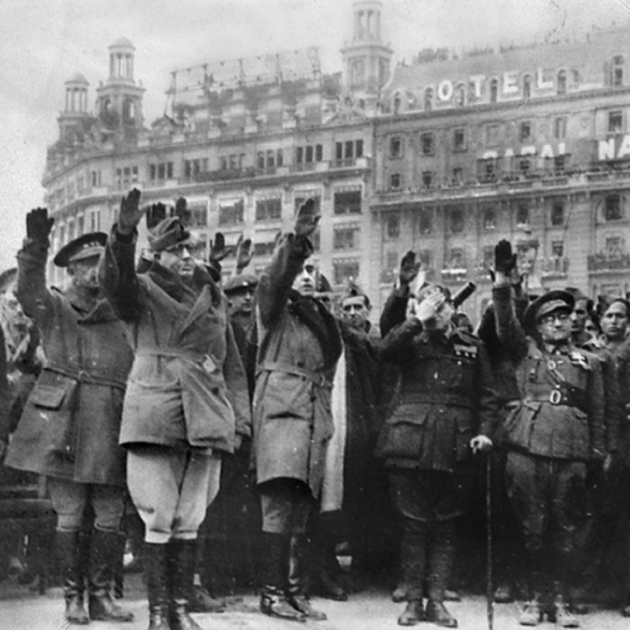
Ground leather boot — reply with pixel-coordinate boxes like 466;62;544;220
166;539;201;630
311;529;348;601
426;521;457;628
144;543;170;630
259;533;305;622
57;530;89;625
287;534;327;621
398;600;424;626
88;529;134;622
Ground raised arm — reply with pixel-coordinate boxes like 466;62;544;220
256;198;318;327
492;240;528;362
98;188;144;321
15;207;56;325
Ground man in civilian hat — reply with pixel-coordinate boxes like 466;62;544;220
200;261;259;597
99;189;251;630
252;198;342;622
492;241;605;627
311;281;392;601
5;210;135;624
376;269;499;628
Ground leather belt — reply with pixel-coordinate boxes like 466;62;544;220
258;361;331;389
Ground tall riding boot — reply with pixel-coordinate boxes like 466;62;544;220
166;539;202;630
287;534;327;621
56;530;89;625
426;521;458;628
397;518;427;626
259;533;305;622
144;543;170;630
88;529;134;622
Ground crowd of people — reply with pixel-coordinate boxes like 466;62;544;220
0;188;629;630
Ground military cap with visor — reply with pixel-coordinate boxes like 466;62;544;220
53;232;108;267
523;289;575;333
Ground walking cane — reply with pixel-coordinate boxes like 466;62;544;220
486;454;494;630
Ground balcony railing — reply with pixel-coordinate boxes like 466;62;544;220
588;252;630;272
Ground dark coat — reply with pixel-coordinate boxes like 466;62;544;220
493;284;606;461
99;229;251;453
5;239;132;486
338;321;383;501
375;292;499;472
252;233;341;497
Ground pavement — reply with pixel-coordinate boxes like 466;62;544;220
2;575;630;630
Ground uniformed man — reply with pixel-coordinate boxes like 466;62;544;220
376;280;499;628
493;241;606;628
99;189;251;630
252;198;342;622
5;209;134;624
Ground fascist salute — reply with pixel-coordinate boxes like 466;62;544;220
99;189;251;630
492;240;605;628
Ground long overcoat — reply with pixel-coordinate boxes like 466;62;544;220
5;239;132;486
99;229;251;452
252;233;341;497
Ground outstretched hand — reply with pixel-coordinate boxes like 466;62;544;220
209;232;233;263
118;188;144;235
295;198;320;238
26;207;54;243
399;250;421;285
494;239;517;275
235;234;253;273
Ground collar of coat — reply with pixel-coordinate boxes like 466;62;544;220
287;289;342;370
145;261;222;306
59;284;119;323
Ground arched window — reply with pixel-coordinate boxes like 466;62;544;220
424;87;433;112
490;78;499;104
351;60;365;87
557;70;567;95
523;75;532;99
123;98;135;121
612;55;624;86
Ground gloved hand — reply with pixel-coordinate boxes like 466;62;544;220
118;188;143;235
494;239;517;275
174;197;191;225
399;250;420;285
209;232;233;263
235;234;253;273
294;198;320;238
26;208;54;243
145;202;168;230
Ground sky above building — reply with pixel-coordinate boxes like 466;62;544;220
0;0;627;272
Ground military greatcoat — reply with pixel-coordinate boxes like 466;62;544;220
99;228;251;453
252;233;342;497
5;238;133;486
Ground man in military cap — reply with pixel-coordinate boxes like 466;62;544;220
252;199;342;622
376;270;499;628
5;211;134;624
99;189;251;630
492;241;606;627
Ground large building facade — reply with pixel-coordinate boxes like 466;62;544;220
43;2;630;319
